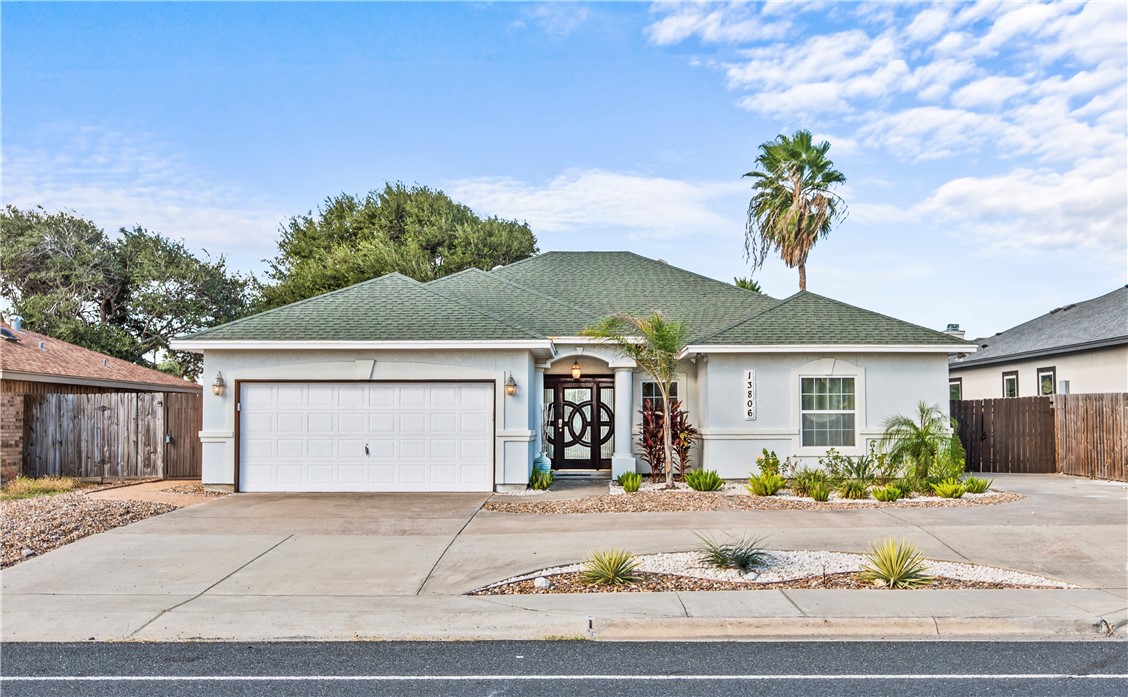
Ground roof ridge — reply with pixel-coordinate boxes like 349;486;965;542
410;273;547;340
470;268;604;321
793;291;970;344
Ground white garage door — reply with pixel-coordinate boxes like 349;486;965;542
239;382;494;492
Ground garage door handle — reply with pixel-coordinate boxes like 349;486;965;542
364;443;370;456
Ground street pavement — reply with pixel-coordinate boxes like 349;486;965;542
0;474;1125;641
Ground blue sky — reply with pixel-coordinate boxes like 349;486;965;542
3;1;1125;340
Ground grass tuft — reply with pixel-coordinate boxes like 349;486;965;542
746;472;786;496
617;471;642;493
694;532;768;572
964;476;992;494
930;478;967;499
1;476;83;501
808;481;830;502
529;470;554;491
685;469;724;491
872;484;902;502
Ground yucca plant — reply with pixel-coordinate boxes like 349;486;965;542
838;479;869;500
859;538;934;589
529;470;554;491
809;481;830;502
618;471;642;493
694;532;768;572
964;476;992;494
931;479;967;499
746;472;786;496
582;549;642;586
685;469;725;491
872;484;902;502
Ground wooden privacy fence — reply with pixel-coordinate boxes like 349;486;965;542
952;394;1127;481
23;392;201;479
1054;393;1126;482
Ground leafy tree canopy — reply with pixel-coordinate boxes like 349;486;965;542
259;183;538;309
0;205;252;379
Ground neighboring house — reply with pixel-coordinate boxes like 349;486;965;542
171;252;973;493
0;320;202;482
948;286;1128;401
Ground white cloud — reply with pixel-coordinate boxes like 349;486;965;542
447;169;747;237
1;127;283;271
512;4;591;39
646;2;789;45
903;7;951;43
950;75;1030;109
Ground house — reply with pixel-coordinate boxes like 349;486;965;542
170;252;973;492
0;320;202;482
948;286;1128;401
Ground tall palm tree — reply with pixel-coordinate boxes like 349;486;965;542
582;311;688;489
744;130;847;291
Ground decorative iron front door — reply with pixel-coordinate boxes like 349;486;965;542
544;377;614;470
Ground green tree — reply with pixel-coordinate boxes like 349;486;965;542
0;205;251;379
733;276;762;293
581;311;689;489
879;402;964;480
259;183;538;309
744;130;847;291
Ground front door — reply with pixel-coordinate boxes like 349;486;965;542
544;377;614;470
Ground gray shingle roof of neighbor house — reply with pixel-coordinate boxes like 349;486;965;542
950;285;1128;369
180;273;545;342
178;251;967;349
692;291;970;346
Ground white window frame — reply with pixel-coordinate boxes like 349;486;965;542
641;380;679;411
791;358;866;456
1002;371;1019;398
949;377;962;401
1037;366;1056;396
799;376;857;449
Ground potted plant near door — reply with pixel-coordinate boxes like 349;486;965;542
533;404;552;474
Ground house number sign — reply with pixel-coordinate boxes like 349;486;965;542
744;369;756;421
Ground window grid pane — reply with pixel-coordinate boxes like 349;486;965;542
800;376;856;448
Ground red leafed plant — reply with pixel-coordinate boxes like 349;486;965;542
638;402;667;483
669;400;700;479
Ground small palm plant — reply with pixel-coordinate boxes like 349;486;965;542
859;538;934;589
582;549;642;586
880;402;965;481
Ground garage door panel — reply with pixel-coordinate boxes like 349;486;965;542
239;381;494;492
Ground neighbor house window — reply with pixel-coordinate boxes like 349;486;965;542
800;377;856;447
642;381;677;410
1002;371;1019;398
949;378;962;401
1037;367;1056;395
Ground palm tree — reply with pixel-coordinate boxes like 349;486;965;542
744;130;847;291
733;276;762;293
581;311;688;489
879;402;963;480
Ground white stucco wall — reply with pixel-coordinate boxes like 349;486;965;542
696;352;951;478
951;345;1128;400
199;348;536;489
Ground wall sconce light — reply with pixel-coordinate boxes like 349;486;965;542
571;361;582;379
505;373;517;396
212;371;226;397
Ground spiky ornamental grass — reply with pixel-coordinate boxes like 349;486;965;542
808;480;831;502
859;538;934;589
872;484;903;502
617;471;642;493
694;533;768;572
964;476;992;494
746;472;786;496
685;469;725;491
582;549;642;586
837;479;870;500
930;479;967;499
529;470;554;491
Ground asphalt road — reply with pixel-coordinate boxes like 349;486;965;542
2;640;1126;697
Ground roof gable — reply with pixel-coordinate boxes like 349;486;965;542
183;273;545;342
695;291;969;346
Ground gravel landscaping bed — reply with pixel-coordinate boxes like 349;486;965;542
471;550;1072;595
1;492;178;568
160;482;229;497
483;489;1021;514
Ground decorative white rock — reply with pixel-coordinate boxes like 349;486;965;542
533;577;552;590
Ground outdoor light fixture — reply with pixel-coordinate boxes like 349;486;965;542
505;373;517;396
212;371;226;397
571;361;582;379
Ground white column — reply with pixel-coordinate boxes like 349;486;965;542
611;367;636;477
533;365;546;454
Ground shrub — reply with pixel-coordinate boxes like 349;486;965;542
746;472;786;496
617;471;642;493
872;484;902;502
860;537;934;589
638;403;667;483
818;448;853;483
582;549;642;585
790;467;828;497
838;479;870;500
870;443;899;484
880;402;965;481
695;533;768;572
931;479;967;499
756;449;782;477
809;481;831;501
1;476;82;500
964;476;992;494
685;469;725;491
529;470;553;491
669;401;700;480
893;476;928;497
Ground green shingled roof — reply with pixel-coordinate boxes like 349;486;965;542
427;268;602;336
489;252;779;338
694;291;969;346
183;273;544;342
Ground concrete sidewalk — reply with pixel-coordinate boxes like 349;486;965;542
2;475;1125;642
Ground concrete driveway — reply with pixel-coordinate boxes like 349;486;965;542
2;475;1125;641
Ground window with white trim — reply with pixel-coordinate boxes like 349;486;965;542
1037;366;1056;395
800;377;856;447
641;381;677;410
1002;371;1018;398
949;378;962;401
